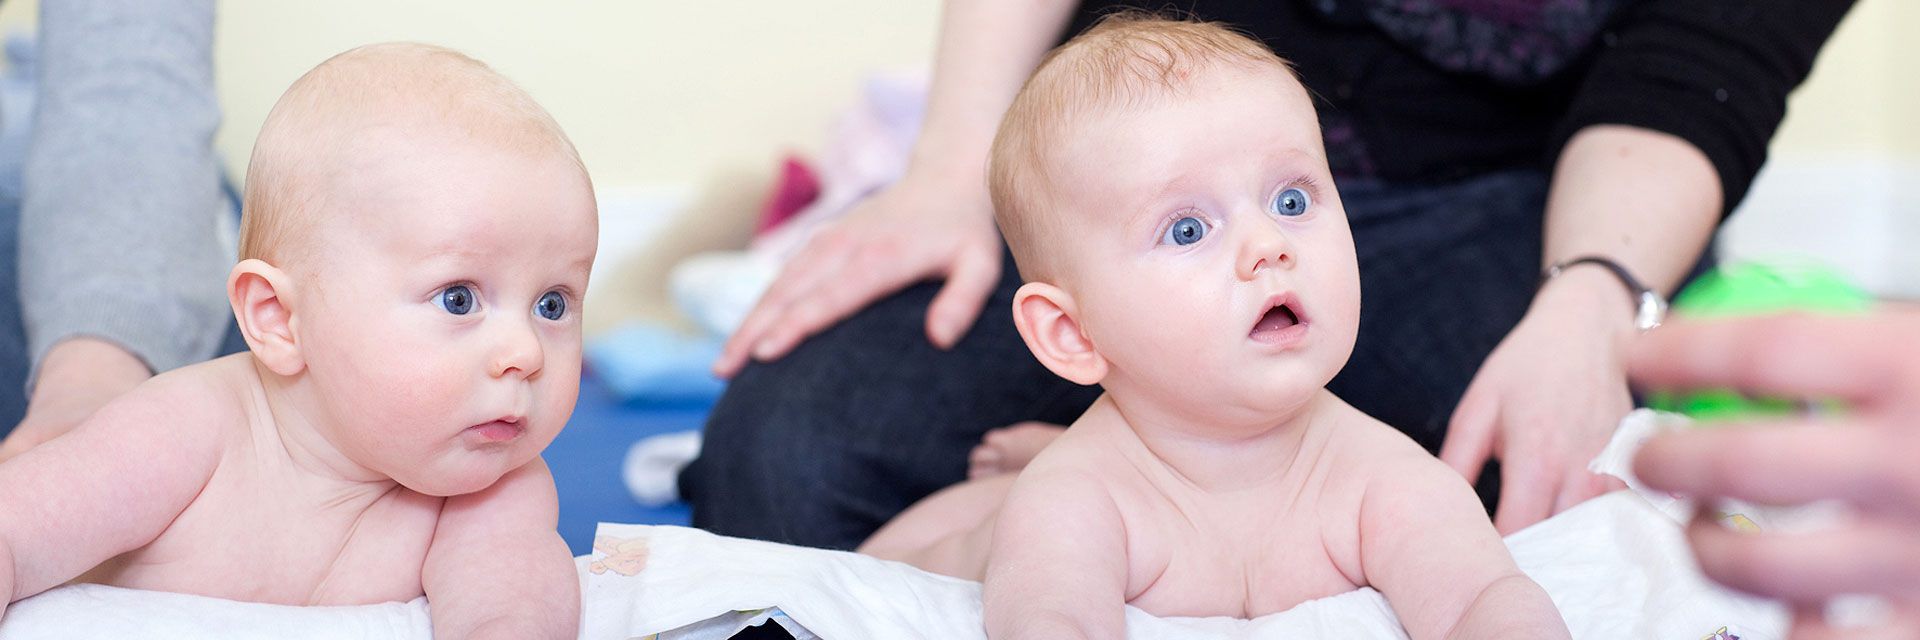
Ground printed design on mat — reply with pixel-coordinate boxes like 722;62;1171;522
1702;626;1739;640
589;535;651;576
1718;513;1760;533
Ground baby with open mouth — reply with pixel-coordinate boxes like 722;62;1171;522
858;14;1569;640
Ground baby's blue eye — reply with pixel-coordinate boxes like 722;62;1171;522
1271;187;1311;217
536;291;567;321
1162;216;1208;246
435;285;475;315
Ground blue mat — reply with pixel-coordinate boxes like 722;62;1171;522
547;371;710;555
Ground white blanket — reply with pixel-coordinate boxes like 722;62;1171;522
583;490;1782;640
0;411;1787;639
0;586;430;639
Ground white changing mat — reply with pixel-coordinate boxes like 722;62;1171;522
0;585;430;639
583;490;1783;640
0;411;1786;639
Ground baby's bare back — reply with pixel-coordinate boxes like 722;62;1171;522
74;355;446;606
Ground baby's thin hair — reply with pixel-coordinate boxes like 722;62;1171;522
988;12;1294;281
238;42;586;264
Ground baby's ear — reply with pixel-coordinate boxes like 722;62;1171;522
227;259;305;376
1011;282;1107;386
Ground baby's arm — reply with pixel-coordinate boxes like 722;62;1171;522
982;470;1129;640
0;376;221;616
421;457;577;640
1358;457;1568;640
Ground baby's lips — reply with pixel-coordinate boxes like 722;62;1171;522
1250;291;1306;332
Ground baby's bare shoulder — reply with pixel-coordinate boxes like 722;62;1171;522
1309;401;1472;520
86;354;255;444
1324;406;1481;516
1325;402;1440;470
1016;418;1141;494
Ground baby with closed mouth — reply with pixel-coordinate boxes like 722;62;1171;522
0;43;596;639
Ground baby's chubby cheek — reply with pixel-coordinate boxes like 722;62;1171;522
1094;312;1229;382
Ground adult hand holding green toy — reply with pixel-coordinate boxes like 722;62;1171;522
1647;261;1869;421
1632;263;1920;637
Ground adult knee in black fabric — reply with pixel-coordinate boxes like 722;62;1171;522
1329;170;1551;453
683;250;1099;549
0;188;27;432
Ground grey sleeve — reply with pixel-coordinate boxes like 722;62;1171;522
18;0;232;383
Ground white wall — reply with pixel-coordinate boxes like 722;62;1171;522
1721;0;1920;299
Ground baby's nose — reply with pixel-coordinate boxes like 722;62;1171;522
1237;223;1294;280
490;320;545;379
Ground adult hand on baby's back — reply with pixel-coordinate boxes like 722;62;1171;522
1441;269;1635;534
713;170;1003;378
0;338;150;462
1630;312;1920;637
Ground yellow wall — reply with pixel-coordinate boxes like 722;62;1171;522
1769;0;1919;158
212;2;941;190
0;1;942;187
0;1;1904;189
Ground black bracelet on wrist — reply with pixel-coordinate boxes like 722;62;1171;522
1540;255;1668;331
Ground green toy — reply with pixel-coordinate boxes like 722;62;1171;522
1645;260;1871;422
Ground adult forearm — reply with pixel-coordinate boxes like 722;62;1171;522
910;0;1078;183
19;0;229;383
1541;125;1721;300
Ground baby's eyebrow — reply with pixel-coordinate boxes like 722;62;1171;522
418;243;494;263
1129;174;1205;220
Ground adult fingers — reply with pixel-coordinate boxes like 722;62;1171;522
713;239;853;377
1494;443;1559;535
1550;469;1615;516
1788;600;1920;640
1633;419;1912;512
1439;389;1498;483
925;245;1001;350
1629;314;1915;407
1688;510;1920;604
745;243;937;364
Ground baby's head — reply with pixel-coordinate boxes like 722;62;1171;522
991;15;1360;429
231;43;597;496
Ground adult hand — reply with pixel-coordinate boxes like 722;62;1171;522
1441;267;1634;534
1630;311;1920;637
712;170;1003;379
0;337;150;462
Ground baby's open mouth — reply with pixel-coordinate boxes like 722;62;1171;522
1249;296;1308;346
1252;303;1300;335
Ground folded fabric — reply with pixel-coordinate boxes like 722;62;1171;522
624;430;703;507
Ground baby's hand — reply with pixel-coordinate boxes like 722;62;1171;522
422;459;577;640
2;521;16;621
1444;573;1568;640
1359;454;1569;640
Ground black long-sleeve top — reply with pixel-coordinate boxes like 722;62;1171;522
1062;0;1857;214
